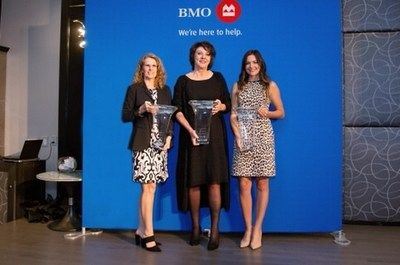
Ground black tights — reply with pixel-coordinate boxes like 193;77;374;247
188;184;221;240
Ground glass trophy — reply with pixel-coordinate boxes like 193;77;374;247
189;100;214;145
151;104;177;150
235;106;257;151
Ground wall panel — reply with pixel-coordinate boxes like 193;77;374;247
343;0;400;223
344;127;400;222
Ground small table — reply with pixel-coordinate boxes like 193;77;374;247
36;170;82;232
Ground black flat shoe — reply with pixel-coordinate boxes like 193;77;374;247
189;234;200;246
207;238;219;251
141;235;161;252
189;227;201;246
207;232;220;251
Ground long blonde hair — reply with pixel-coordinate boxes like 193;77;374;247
132;53;166;89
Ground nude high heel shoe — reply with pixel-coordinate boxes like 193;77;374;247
250;229;263;250
240;229;252;248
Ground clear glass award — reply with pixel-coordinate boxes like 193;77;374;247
151;104;177;150
235;106;257;151
189;100;214;145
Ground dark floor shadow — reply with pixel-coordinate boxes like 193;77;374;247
110;229;135;245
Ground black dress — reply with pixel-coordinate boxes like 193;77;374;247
173;72;231;211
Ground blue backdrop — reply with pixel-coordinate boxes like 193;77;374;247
83;0;342;232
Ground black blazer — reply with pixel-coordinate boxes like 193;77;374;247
122;83;173;151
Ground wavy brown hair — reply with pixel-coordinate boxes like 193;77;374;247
237;50;270;91
133;53;166;89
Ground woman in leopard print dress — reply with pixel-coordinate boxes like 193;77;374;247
230;50;285;250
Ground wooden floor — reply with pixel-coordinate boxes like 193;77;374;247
1;219;399;265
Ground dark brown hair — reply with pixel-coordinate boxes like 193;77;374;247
237;50;270;91
189;41;216;70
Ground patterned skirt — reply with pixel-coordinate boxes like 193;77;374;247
132;147;168;183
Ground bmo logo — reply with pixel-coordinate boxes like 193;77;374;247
216;0;241;23
178;0;241;23
178;7;212;18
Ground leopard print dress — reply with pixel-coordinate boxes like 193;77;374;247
231;81;275;177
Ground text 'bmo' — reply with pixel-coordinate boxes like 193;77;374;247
178;8;212;18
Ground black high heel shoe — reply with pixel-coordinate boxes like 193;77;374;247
189;227;201;246
207;232;220;251
141;235;161;252
135;234;141;246
135;233;162;246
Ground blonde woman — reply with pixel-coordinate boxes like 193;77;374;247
122;53;173;252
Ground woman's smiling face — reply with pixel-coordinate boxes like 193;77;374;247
245;54;260;78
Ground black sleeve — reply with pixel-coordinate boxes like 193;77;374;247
165;85;173;105
163;85;175;137
122;85;141;122
172;75;185;113
216;72;231;113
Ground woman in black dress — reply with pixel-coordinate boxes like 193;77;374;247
173;41;231;251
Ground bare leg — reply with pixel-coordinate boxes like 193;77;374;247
135;192;144;236
239;177;253;248
251;178;269;250
188;186;201;245
141;182;157;248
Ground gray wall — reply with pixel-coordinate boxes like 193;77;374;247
343;0;400;222
0;0;60;172
0;0;61;199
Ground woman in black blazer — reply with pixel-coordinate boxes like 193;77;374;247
122;53;173;252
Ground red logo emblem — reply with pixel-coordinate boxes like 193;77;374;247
216;0;241;23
